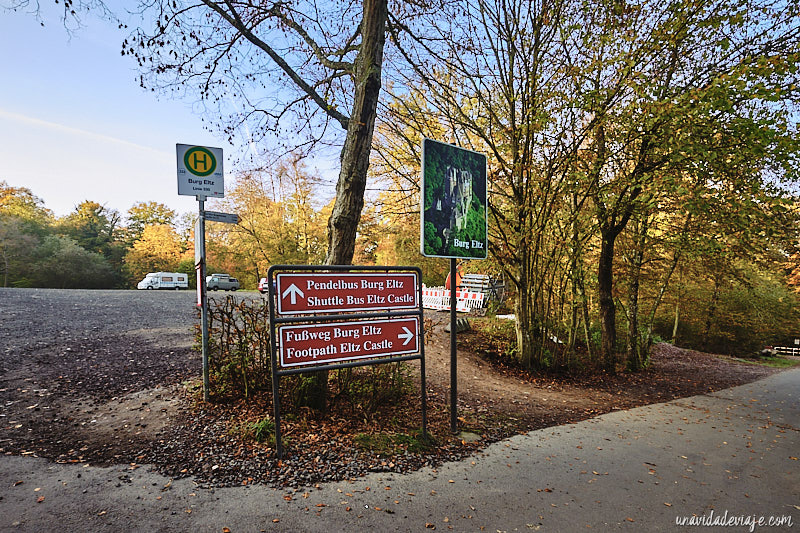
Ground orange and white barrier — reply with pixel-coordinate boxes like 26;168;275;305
422;286;484;313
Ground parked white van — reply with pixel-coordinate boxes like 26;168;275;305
137;272;189;290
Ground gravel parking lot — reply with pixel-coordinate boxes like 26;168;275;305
0;288;227;464
0;288;465;486
1;288;199;352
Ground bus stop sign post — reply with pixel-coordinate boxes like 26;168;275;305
178;143;227;403
195;197;210;402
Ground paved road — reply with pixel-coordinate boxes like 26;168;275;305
2;366;797;532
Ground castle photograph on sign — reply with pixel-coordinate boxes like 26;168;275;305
440;166;473;235
421;138;487;259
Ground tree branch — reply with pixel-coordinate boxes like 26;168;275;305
200;0;350;129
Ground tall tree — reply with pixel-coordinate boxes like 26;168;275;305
127;0;396;268
0;217;39;287
57;201;120;256
32;235;117;288
128;0;397;408
211;159;328;285
380;0;799;371
0;181;53;223
123;224;185;283
569;0;800;369
0;182;53;287
383;0;590;368
125;201;176;245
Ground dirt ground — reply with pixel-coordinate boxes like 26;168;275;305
423;313;781;425
0;289;787;488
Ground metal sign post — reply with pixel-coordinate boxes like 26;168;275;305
449;258;458;432
420;138;488;434
193;203;238;402
196;198;210;402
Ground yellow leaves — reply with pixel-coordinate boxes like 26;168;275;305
125;224;184;280
215;164;329;267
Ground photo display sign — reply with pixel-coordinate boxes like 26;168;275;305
420;138;488;259
176;144;224;197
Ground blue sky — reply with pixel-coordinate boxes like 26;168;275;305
0;3;232;218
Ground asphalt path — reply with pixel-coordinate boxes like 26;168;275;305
2;366;797;532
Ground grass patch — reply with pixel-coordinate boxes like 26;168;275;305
353;430;436;454
230;415;276;445
731;356;800;368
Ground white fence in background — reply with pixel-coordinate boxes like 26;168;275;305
773;346;800;356
422;286;484;313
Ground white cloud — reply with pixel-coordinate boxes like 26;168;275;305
0;108;167;157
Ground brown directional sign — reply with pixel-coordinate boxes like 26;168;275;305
276;272;418;315
278;317;419;367
267;265;426;459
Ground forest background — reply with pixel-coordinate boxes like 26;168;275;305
2;0;800;370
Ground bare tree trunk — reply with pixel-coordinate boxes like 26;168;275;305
568;197;586;359
582;295;593;360
514;292;537;368
645;214;690;343
574;257;593;361
625;216;649;371
598;230;617;372
2;251;8;288
304;0;388;413
701;276;722;351
513;250;537;368
645;251;680;341
671;300;680;343
625;250;644;370
325;0;388;266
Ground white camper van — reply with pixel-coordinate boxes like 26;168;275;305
137;272;189;290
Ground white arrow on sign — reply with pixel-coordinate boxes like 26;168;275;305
398;326;414;346
281;284;305;304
